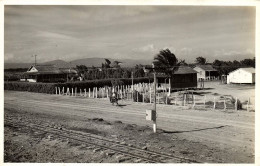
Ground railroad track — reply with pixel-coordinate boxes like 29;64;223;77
5;119;201;163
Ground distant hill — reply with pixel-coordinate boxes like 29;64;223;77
4;58;153;69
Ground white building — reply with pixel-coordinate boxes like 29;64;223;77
193;65;218;81
227;67;255;84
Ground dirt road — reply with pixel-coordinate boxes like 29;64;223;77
4;90;255;163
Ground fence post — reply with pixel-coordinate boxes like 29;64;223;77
143;93;144;103
67;87;69;95
58;87;61;95
213;97;216;110
62;87;64;95
55;87;58;95
72;88;74;96
193;95;196;108
183;94;186;106
204;95;206;108
80;89;82;96
96;87;98;98
247;97;250;112
75;87;77;97
93;88;95;98
150;87;152;104
224;97;226;111
235;97;238;111
84;89;86;97
137;91;139;103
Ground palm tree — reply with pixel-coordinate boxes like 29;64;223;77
153;48;179;96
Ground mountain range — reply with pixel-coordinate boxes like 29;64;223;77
4;58;153;69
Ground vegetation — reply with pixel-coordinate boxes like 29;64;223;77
153;48;179;95
195;56;207;65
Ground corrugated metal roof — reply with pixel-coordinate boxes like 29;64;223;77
196;65;217;71
175;66;197;74
27;65;63;74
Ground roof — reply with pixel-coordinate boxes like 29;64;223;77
195;65;217;71
229;67;255;74
175;66;198;74
26;65;64;75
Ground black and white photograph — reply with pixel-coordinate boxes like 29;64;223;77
2;1;259;164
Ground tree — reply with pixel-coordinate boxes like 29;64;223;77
153;48;179;95
195;56;207;65
111;61;122;68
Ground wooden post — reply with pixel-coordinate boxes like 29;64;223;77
58;87;61;95
204;95;206;108
213;97;216;109
235;97;238;111
55;87;58;95
142;93;144;103
72;88;74;96
137;91;139;103
150;87;152;104
106;88;109;99
62;87;64;95
75;87;77;96
93;88;95;98
84;89;86;97
224;97;226;111
88;88;90;98
67;87;69;95
183;94;186;106
96;87;98;98
247;97;250;112
193;95;196;108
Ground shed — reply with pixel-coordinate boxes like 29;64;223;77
155;66;198;90
227;67;255;84
193;65;218;80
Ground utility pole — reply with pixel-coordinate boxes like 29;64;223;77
152;63;157;133
131;71;134;101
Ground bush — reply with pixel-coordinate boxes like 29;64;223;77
231;97;242;110
4;82;56;94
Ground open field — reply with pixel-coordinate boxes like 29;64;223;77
4;81;255;163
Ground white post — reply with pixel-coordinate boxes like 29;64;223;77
193;95;196;108
93;88;95;98
67;87;69;95
72;88;74;96
55;87;58;95
137;91;139;102
106;88;109;99
58;87;61;95
62;87;64;95
183;94;186;106
89;88;91;98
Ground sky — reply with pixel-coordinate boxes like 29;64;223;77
4;5;256;63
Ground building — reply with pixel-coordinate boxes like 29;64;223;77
21;65;77;83
227;67;255;84
153;66;198;90
193;65;218;81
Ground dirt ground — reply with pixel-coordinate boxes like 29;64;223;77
4;82;255;163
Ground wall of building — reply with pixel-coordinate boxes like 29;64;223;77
193;67;206;80
228;69;254;84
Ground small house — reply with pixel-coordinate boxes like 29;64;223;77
193;65;218;81
21;65;77;83
151;66;198;90
227;67;255;84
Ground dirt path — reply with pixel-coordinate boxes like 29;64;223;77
4;90;255;163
